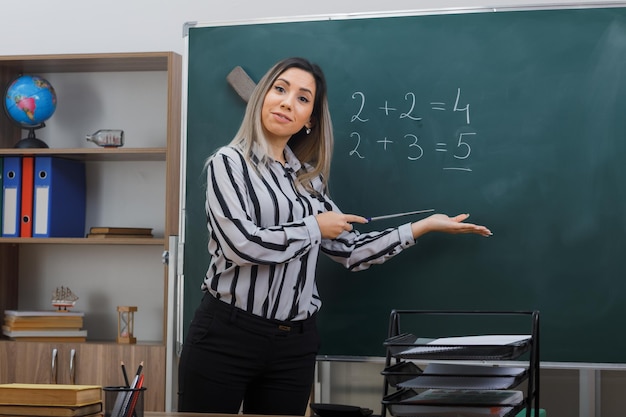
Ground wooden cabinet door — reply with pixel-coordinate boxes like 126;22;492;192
9;341;80;384
0;341;165;411
16;342;57;383
73;343;166;411
0;341;16;383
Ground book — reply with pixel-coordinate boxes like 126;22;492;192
0;158;3;236
5;311;84;330
2;327;88;339
86;233;153;239
2;156;22;237
2;336;87;343
0;384;101;407
32;157;86;238
19;156;34;238
4;316;83;327
4;319;84;330
4;310;84;317
0;401;102;416
88;227;152;235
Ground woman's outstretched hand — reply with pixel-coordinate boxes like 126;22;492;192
411;213;492;239
315;211;368;239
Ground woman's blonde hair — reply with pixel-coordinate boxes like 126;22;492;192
229;57;334;192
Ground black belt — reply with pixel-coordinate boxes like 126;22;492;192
202;294;317;334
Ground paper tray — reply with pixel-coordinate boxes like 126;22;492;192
394;343;531;360
384;334;532;360
382;389;524;417
381;361;422;387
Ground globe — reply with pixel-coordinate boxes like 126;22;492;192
4;74;57;148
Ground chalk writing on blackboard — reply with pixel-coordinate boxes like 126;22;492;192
400;93;423;121
350;92;369;122
430;88;470;124
347;88;477;171
348;132;365;159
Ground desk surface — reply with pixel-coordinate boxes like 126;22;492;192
145;413;204;417
145;414;203;417
145;413;303;417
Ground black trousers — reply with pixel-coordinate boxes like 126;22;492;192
178;294;320;415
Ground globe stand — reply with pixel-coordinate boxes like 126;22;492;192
15;123;48;149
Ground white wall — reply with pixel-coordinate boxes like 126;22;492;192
0;0;612;56
16;70;169;342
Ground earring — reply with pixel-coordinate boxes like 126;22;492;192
306;127;311;135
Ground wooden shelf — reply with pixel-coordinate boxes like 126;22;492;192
0;52;174;73
0;237;165;245
0;147;166;161
0;337;165;346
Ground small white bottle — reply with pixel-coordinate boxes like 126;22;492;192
86;129;124;147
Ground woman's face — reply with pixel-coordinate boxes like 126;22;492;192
261;67;316;143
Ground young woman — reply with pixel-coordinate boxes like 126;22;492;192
178;57;492;415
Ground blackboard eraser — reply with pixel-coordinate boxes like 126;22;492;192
227;66;257;103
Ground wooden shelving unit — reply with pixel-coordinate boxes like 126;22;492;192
0;52;181;412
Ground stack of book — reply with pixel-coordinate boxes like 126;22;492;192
86;227;153;239
2;310;87;342
0;383;102;417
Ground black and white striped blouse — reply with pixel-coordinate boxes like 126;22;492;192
203;144;416;321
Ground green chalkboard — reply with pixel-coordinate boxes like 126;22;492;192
183;6;626;363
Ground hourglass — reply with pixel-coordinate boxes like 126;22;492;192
117;306;137;344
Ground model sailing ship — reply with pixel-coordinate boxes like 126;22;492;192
51;286;79;311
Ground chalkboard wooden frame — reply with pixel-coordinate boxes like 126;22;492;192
182;3;626;363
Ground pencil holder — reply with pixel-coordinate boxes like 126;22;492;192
103;386;146;417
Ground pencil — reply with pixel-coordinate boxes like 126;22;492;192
130;361;144;388
121;361;130;387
